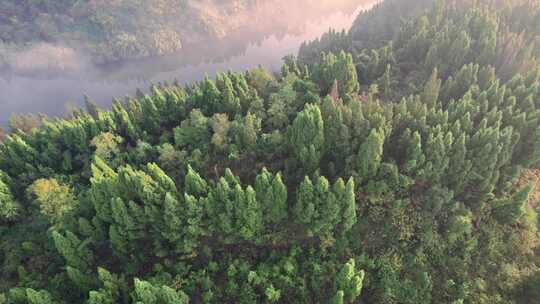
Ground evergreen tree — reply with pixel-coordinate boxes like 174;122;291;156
174;109;211;153
184;165;207;197
333;259;365;304
422;68;442;106
0;173;19;221
289;104;325;173
132;279;189;304
493;185;532;225
356;129;385;183
255;168;288;227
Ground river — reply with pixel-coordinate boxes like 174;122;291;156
0;1;378;127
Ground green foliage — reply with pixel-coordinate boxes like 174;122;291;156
493;185;532;225
311;51;359;96
289;104;325;174
333;259;365;304
1;1;539;303
255;168;288;227
356;128;385;183
174;109;211;153
294;175;357;237
29;178;78;225
132;279;188;304
0;172;19;221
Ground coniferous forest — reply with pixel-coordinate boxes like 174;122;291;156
1;0;540;303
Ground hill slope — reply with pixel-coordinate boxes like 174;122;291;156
0;0;362;65
0;0;539;303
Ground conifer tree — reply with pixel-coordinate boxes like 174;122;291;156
237;186;263;240
200;76;222;115
422;68;442;106
340;178;357;232
184;165;207;197
88;268;128;304
357;129;385;183
217;73;241;116
25;289;54;304
493;185;532;225
401;129;426;175
84;95;100;119
52;231;93;271
333;259;365;304
289;104;325;173
211;114;230;153
447;133;472;195
294;176;316;231
312;51;359;96
0;173;19;221
174;109;211;153
255;168;288;227
132;279;189;304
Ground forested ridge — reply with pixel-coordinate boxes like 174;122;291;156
1;0;540;303
0;0;359;66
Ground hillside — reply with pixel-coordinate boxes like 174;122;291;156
0;0;362;67
0;0;539;303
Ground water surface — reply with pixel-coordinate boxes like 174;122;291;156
0;1;378;127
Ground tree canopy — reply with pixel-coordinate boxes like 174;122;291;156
1;0;539;303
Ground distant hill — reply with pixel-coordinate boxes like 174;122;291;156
0;0;363;65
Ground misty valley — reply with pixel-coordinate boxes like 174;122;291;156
0;0;373;127
0;0;539;303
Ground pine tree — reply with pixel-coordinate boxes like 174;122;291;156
401;129;426;176
66;266;96;294
294;175;349;236
88;268;128;304
132;278;189;304
237;186;263;241
84;95;100;119
294;176;316;230
321;96;350;172
52;231;93;271
174;109;211;153
493;185;532;225
447;133;471;195
312;51;359;96
379;64;394;99
211;113;231;153
422;68;442;106
340;178;357;232
200;76;222;115
255;168;288;227
0;173;19;221
334;259;365;304
357;129;385;183
185;165;208;196
236;112;261;152
289;104;325;173
423;127;453;183
330;290;345;304
217;73;241;116
25;289;54;304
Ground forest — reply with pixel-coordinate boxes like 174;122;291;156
0;0;360;66
0;0;539;303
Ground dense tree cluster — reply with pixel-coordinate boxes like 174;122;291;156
0;0;539;303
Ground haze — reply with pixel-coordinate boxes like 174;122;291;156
0;0;379;127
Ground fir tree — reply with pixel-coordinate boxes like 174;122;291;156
289;104;325;174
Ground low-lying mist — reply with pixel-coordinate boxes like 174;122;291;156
0;0;380;128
